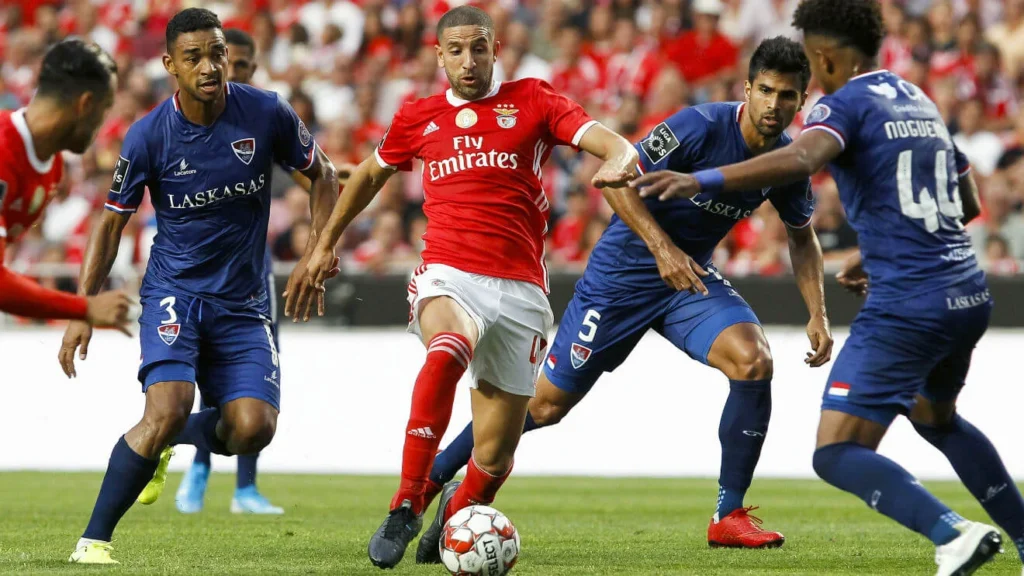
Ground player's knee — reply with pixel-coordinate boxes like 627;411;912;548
529;399;569;427
223;410;277;454
728;346;773;381
812;443;844;480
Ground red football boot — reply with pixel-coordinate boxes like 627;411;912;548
707;506;785;549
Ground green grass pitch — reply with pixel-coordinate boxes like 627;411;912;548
0;473;1020;575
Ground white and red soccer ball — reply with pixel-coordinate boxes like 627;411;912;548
440;505;520;576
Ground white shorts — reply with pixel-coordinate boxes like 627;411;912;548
407;264;554;397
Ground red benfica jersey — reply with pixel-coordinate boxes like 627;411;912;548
0;109;64;256
375;78;595;292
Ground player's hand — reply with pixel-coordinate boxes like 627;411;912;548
591;166;634;189
653;244;710;295
84;290;134;336
804;314;833;367
630;171;701;201
283;246;339;322
59;320;94;378
836;253;868;296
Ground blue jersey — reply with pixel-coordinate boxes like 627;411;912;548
590;102;813;290
802;70;978;302
105;83;315;315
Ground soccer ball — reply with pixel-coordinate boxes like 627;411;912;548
440;505;520;576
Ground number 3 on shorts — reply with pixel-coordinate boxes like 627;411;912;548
578;309;601;343
160;296;177;325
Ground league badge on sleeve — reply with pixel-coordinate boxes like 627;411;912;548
639;122;680;165
805;104;831;125
232;138;256;165
570;343;592;369
111;156;130;194
157;324;180;346
298;121;312;147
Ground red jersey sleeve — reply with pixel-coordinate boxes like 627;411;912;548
374;103;418;171
534;79;598;148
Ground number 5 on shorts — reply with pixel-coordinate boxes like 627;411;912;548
578;309;601;343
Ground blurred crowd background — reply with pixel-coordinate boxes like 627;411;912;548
5;0;1024;305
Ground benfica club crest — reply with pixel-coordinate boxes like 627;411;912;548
570;343;592;369
494;104;518;129
231;138;256;165
158;324;180;346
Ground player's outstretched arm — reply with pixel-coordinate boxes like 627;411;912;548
631;130;842;201
295;155;396;320
283;145;340;322
577;123;640;191
58;210;134;378
786;225;833;367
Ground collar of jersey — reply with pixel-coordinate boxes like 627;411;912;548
172;83;232;130
11;108;55;174
445;81;502;107
849;69;889;82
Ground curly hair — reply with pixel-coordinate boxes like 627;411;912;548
792;0;886;61
166;8;223;53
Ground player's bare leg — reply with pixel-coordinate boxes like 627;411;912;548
368;295;479;569
911;395;1024;569
703;322;782;548
71;381;193;564
418;380;530;564
814;410;1001;576
424;371;586;510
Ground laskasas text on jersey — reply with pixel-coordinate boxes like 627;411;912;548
591;102;813;291
105;83;315;315
375;78;596;292
802;70;978;302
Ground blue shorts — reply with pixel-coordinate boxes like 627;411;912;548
544;265;760;394
822;273;992;426
138;291;281;410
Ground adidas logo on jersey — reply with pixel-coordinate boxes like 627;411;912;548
408;427;436;439
423;121;439;136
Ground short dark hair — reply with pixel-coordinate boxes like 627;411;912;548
166;8;222;53
436;5;494;40
36;38;117;102
748;36;811;91
224;28;256;54
792;0;885;61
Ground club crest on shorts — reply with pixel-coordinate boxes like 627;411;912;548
570;343;592;369
232;138;256;165
157;324;180;346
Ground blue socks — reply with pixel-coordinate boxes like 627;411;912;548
717;379;771;518
82;436;159;541
237;454;258;490
171;408;230;456
813;442;963;545
430;413;542;486
915;415;1024;560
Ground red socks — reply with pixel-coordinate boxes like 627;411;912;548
444;453;513;522
391;332;472;514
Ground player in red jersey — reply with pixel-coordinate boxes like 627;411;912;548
0;38;130;334
295;6;639;569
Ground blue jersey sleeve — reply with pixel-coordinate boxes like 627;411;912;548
273;94;316;172
104;123;150;214
769;178;814;228
634;107;710;174
952;142;972;176
801;94;855;152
